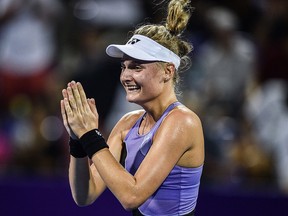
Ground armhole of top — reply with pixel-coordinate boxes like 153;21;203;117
120;142;127;167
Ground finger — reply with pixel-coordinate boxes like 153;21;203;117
70;81;84;112
63;97;74;118
60;100;65;119
62;89;68;99
63;81;74;97
63;86;77;112
77;82;89;109
66;86;78;110
88;98;98;116
68;81;76;88
61;99;70;131
60;100;69;127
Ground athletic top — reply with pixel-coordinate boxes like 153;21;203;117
124;102;203;216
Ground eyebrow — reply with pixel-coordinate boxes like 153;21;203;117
121;59;159;66
121;60;141;66
120;61;142;69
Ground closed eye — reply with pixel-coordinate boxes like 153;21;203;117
121;61;143;72
134;65;142;71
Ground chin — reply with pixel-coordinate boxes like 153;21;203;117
126;98;138;103
126;96;141;105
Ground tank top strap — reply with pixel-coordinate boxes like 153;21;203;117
124;101;182;141
152;101;182;129
163;101;182;114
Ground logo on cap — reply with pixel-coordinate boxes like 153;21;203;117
127;38;140;45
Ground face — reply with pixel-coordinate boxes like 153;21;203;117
120;59;167;104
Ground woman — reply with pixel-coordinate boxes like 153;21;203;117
60;0;204;215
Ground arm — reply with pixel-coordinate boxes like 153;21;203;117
61;84;124;206
63;81;204;210
61;94;104;206
68;157;101;206
89;109;204;210
61;82;139;206
67;130;125;207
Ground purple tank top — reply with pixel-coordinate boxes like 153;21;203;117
124;102;203;216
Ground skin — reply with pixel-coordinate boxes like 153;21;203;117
60;58;205;210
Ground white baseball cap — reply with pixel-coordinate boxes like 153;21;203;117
106;34;181;69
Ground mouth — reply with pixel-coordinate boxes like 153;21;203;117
125;84;141;91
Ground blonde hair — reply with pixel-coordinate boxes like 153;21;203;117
132;0;193;89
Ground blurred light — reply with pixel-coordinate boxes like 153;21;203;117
40;116;64;141
9;94;32;119
74;0;99;20
73;0;144;27
12;119;36;149
206;7;238;30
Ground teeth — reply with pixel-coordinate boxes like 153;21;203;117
127;85;140;90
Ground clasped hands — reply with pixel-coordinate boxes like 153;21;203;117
60;81;99;139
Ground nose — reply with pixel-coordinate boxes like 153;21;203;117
120;68;133;81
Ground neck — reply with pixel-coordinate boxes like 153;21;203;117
140;97;178;135
142;95;178;122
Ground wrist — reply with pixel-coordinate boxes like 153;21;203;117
69;137;87;158
77;130;89;139
80;129;109;159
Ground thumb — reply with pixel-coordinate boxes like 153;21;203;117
88;98;98;116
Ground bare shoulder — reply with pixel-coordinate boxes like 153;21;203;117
166;104;203;129
168;105;203;145
156;104;204;146
110;109;145;141
158;104;204;166
119;109;145;128
120;109;145;122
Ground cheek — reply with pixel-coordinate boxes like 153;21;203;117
143;68;163;83
143;76;164;94
140;75;157;88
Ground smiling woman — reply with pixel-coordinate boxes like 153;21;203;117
60;0;204;215
119;59;171;105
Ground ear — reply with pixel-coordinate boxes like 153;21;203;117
164;63;175;82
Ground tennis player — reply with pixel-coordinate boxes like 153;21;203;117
61;0;204;215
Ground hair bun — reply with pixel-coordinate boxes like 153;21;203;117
165;0;193;36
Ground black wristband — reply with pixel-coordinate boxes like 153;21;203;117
80;129;109;159
69;137;87;158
